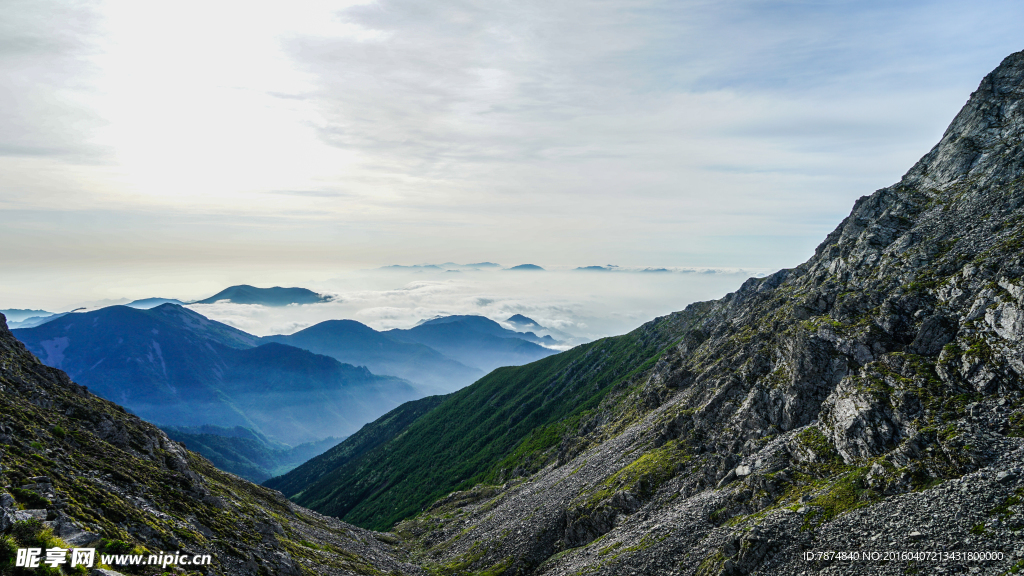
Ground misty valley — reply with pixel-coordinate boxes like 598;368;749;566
6;288;562;484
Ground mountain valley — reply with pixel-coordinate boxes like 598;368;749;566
3;50;1024;576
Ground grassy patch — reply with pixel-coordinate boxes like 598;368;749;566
802;467;880;529
578;440;689;508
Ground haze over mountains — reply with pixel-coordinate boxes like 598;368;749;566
7;267;764;346
10;304;417;446
125;297;186;309
263;320;484;392
1;284;333;328
385;315;556;373
0;309;53;323
162;425;344;483
10;299;561;480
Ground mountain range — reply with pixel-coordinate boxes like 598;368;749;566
11;303;558;457
126;297;186;309
0;309;53;323
4;48;1024;576
384;315;557;373
262;320;484;393
1;284;332;331
258;313;558;392
10;304;418;446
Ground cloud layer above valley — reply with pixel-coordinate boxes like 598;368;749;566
184;265;764;343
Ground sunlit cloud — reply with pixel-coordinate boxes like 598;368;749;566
1;0;1022;312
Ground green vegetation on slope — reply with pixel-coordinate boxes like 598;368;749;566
265;394;447;496
287;308;706;530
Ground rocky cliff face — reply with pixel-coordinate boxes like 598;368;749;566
376;51;1024;575
0;312;421;575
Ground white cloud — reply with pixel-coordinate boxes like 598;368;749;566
183;266;759;341
2;0;1023;309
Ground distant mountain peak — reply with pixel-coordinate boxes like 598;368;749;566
195;284;330;306
506;264;544;271
506;314;542;328
417;314;501;328
126;297;185;309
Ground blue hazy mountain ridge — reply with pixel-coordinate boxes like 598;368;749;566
505;314;575;343
195;284;330;305
385;315;558;373
506;314;542;329
10;304;418;445
126;297;186;309
506;264;544;270
161;425;343;483
0;309;54;323
262;319;484;393
7;312;66;329
416;314;557;345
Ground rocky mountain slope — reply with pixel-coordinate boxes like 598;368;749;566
270;51;1024;575
0;312;421;576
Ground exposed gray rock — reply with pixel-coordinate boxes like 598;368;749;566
15;509;47;521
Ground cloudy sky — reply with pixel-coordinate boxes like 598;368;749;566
1;0;1022;330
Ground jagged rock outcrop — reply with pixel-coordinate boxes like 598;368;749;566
0;313;422;575
374;51;1024;575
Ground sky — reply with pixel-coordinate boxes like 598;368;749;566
1;0;1022;335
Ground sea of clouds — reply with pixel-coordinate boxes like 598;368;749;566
184;264;770;346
